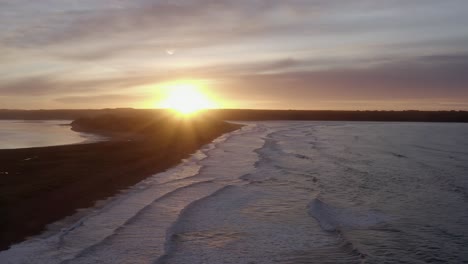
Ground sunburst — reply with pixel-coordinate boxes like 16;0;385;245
159;82;217;116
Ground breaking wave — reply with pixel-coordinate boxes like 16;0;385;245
307;198;389;232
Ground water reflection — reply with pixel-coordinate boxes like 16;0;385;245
0;120;106;149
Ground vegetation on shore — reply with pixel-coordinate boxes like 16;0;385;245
1;108;468;122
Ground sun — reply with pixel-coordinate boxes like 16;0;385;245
159;82;217;115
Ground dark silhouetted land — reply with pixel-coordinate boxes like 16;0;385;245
0;111;241;250
1;108;468;122
209;109;468;122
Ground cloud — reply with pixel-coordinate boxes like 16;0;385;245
208;53;468;103
3;52;467;101
0;76;63;96
5;0;465;62
54;94;148;104
0;74;159;97
1;1;468;109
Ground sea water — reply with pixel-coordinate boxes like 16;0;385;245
0;120;104;149
1;121;467;263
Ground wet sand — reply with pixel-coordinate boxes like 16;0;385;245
0;115;241;250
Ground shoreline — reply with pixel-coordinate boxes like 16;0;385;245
0;116;242;250
0;120;108;150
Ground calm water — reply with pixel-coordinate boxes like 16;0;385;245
1;122;468;263
0;120;104;149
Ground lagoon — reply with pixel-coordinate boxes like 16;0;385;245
0;120;104;149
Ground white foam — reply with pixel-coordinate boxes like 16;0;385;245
308;198;389;232
0;123;268;264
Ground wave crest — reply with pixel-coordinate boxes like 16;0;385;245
308;198;388;232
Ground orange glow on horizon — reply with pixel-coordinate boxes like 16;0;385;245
157;82;218;116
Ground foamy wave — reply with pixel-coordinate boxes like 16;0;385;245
0;123;265;263
308;198;388;232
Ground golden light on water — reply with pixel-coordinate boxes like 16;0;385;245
158;82;218;116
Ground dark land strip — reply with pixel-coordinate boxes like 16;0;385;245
0;112;242;250
1;109;468;122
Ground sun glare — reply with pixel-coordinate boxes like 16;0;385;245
159;83;216;116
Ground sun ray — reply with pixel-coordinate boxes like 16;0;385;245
158;82;217;116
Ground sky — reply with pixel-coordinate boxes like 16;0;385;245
1;0;468;110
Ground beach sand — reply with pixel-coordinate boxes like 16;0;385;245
0;115;241;250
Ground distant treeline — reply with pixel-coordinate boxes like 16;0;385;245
1;109;468;122
0;108;143;120
209;109;468;122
